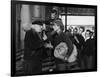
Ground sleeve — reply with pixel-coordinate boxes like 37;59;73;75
24;31;31;50
24;31;44;51
63;34;73;57
24;31;32;57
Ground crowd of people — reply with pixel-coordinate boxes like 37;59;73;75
23;10;96;75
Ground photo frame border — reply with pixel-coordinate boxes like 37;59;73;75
11;0;97;76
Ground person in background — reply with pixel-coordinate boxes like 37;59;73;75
69;26;86;69
82;29;95;69
68;26;74;35
71;27;80;49
79;27;85;34
85;30;91;41
78;26;85;49
73;27;78;34
89;30;96;69
77;26;85;68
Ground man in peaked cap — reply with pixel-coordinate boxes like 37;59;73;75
24;20;47;75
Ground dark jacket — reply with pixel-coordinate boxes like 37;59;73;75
83;38;95;56
24;29;44;60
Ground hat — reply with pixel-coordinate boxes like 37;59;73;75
32;20;43;26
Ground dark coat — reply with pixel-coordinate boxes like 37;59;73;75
24;29;44;61
83;38;95;56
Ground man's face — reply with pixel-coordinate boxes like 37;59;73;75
79;28;83;34
42;24;46;30
85;31;90;38
32;24;42;32
51;13;56;19
69;27;73;34
73;28;78;34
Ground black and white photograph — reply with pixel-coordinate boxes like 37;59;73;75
11;0;97;76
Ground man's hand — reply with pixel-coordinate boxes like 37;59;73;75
64;57;68;61
44;42;53;48
43;33;47;40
